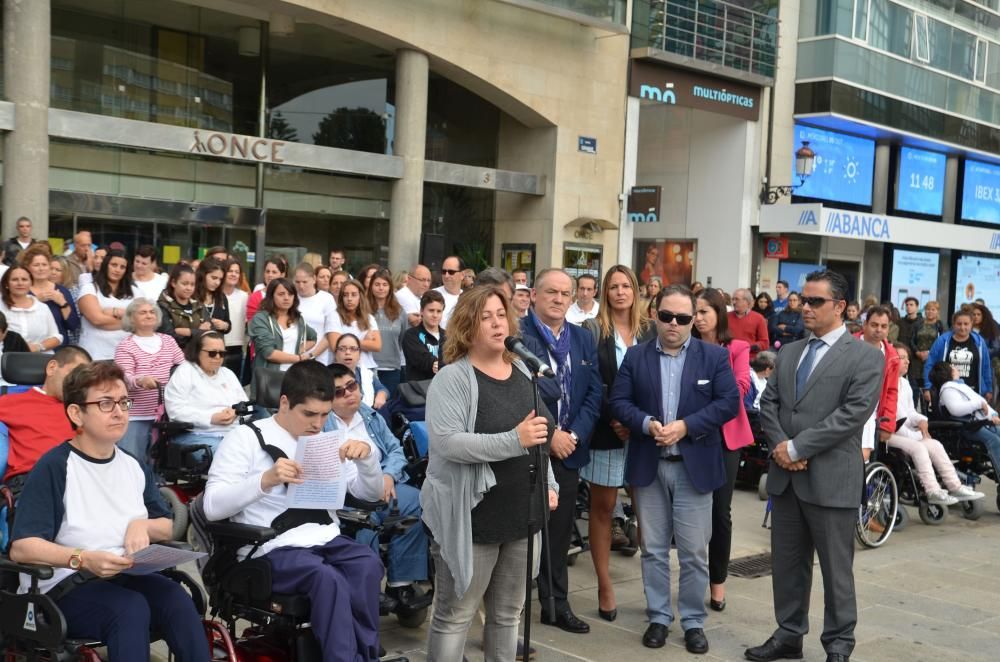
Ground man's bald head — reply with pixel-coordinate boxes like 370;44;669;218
408;264;432;296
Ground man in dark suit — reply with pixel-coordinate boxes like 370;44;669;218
746;270;883;662
521;268;602;634
609;284;740;654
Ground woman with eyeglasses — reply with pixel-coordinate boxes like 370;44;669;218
333;333;389;409
580;265;655;621
691;287;753;613
368;268;405;395
113;298;184;459
8;361;210;662
164;330;246;455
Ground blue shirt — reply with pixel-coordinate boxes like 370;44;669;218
643;334;691;457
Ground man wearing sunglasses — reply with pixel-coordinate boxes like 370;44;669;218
433;255;465;330
610;285;740;654
746;270;883;662
322;362;431;615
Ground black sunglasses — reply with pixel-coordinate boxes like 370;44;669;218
201;349;225;358
442;269;460;276
801;296;839;308
657;310;694;325
334;380;359;399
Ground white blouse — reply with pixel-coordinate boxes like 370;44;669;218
0;297;62;351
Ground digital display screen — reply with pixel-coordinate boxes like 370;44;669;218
793;124;875;206
778;262;822;292
890;249;938;309
961;159;1000;223
896;147;946;216
955;254;1000;311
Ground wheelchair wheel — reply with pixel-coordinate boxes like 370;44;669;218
918;501;948;525
960;498;984;521
894;505;909;531
757;473;768;501
396;606;428;629
855;463;898;549
621;521;639;557
159;486;189;541
996;493;1000;514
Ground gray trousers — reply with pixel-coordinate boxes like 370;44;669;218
428;537;531;662
770;485;858;656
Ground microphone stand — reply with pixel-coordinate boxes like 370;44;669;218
523;368;555;659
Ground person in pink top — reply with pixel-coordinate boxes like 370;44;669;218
113;297;184;459
728;288;770;359
693;288;753;613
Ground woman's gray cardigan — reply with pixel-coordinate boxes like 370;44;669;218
420;356;558;599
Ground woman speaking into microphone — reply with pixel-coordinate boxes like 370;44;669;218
421;285;558;661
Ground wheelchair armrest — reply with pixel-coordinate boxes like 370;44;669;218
205;520;276;544
155;421;195;435
0;556;54;580
927;420;963;431
344;494;386;511
158;540;193;551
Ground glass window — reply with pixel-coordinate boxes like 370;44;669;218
976;39;988;84
425;75;500;168
853;0;870;41
950;28;978;80
868;0;911;59
423;184;495;271
913;13;930;63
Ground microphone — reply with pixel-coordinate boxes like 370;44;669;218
505;336;556;378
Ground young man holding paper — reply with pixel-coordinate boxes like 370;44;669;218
204;360;385;662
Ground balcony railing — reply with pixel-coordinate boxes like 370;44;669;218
634;0;779;81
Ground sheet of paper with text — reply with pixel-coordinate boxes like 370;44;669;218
286;430;345;510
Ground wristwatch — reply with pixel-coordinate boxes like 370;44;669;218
68;548;84;570
568;431;579;444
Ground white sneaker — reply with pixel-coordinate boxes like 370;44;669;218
926;490;959;506
949;485;986;501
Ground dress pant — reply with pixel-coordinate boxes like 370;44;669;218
355;483;428;583
708;447;741;585
538;458;578;616
770;483;858;657
633;458;713;630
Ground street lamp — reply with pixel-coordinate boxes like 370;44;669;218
760;141;816;205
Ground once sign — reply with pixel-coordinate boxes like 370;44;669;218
190;130;286;164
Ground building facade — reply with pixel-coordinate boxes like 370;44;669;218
760;0;1000;311
0;0;630;281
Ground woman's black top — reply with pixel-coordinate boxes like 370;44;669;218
470;367;553;545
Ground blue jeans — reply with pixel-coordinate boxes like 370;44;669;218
964;424;1000;474
118;420;154;462
378;369;402;398
633;459;713;630
355;483;428;583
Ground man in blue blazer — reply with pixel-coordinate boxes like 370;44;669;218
610;285;740;654
521;268;602;634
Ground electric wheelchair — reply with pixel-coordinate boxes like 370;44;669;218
925;390;996;518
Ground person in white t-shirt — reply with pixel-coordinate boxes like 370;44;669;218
77;249;135;360
0;265;63;352
395;264;431;327
293;262;337;364
131;245;168;302
566;274;600;325
222;259;250;379
204;361;384;661
331;279;381;370
433;255;464;329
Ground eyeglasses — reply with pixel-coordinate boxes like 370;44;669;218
657;310;694;325
442;269;460;276
801;296;839;308
409;274;431;283
334;380;359;399
82;398;133;413
337;346;360;354
201;350;225;358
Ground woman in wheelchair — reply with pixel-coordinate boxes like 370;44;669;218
164;330;246;454
930;361;1000;480
889;345;984;505
7;361;208;661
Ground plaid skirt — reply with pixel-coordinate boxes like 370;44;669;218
579;447;626;487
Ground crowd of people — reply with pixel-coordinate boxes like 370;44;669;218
1;220;998;662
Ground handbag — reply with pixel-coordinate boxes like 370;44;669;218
398;379;433;407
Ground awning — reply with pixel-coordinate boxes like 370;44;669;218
759;203;1000;254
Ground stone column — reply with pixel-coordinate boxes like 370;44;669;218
2;0;50;238
388;49;428;274
616;96;639;266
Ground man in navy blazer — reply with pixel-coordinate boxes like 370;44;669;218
610;285;740;654
521;268;602;634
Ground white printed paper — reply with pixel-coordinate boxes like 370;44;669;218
285;431;345;510
123;544;206;575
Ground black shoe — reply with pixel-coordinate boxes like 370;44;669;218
385;584;433;612
515;639;536;661
598;607;617;622
684;628;709;655
709;598;726;612
826;655;850;662
745;637;804;661
541;608;590;634
642;623;668;648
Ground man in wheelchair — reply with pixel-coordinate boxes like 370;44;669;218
7;361;208;661
322;362;431;612
203;360;387;661
1;346;91;495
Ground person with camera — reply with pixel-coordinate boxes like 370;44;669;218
164;330;246;454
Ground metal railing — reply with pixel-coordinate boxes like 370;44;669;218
634;0;779;79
